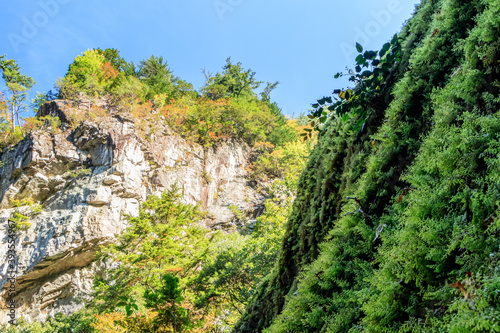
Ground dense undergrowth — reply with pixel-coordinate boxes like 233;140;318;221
235;0;500;332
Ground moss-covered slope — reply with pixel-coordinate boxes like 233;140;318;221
235;0;500;331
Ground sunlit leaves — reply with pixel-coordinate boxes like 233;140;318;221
306;33;401;134
94;185;209;320
0;55;35;135
202;57;262;100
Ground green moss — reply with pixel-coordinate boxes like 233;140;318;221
236;0;500;332
69;167;92;178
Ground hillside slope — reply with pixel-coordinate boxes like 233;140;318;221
236;0;500;331
0;99;265;323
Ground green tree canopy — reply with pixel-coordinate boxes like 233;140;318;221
202;57;263;100
0;55;35;133
96;47;127;71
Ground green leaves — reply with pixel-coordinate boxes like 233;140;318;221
94;185;209;322
363;50;377;60
202;57;262;100
143;273;192;331
356;54;366;65
379;42;391;57
361;70;372;78
0;55;35;133
58;49;194;104
239;2;500;332
306;34;401;133
342;113;349;123
116;296;138;317
317;96;332;105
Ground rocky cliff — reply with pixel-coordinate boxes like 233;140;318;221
0;100;265;323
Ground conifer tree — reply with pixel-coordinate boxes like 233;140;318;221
0;55;35;134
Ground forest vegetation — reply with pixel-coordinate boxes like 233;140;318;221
0;46;315;332
2;0;500;332
235;0;500;332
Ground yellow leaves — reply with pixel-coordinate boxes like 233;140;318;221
22;117;43;133
338;89;354;101
254;141;275;152
270;149;284;159
153;93;168;109
0;92;7;113
88;104;107;120
62;49;121;98
11;197;35;207
92;312;127;333
92;310;158;333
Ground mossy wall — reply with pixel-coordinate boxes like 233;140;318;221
235;0;500;331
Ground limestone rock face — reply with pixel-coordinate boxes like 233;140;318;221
0;100;265;323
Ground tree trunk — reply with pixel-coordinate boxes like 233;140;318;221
15;104;24;136
13;95;24;136
10;104;15;132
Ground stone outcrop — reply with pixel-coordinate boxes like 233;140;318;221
0;100;265;323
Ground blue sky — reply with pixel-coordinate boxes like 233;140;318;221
1;0;419;117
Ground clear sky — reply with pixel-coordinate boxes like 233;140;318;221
0;0;419;117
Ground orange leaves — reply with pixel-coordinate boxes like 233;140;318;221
0;92;7;113
22;117;42;132
102;61;119;80
166;266;183;273
254;141;275;152
131;100;153;118
396;187;414;203
88;104;107;120
208;131;217;140
65;104;109;128
161;98;188;125
449;273;477;300
270;148;284;159
162;96;235;146
449;281;471;299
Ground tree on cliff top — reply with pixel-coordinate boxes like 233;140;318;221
202;57;263;100
0;55;35;134
58;49;122;99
